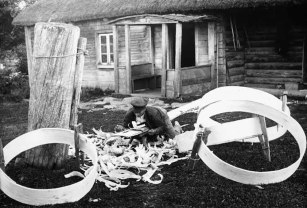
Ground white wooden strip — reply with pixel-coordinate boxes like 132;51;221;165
197;100;306;185
0;128;98;206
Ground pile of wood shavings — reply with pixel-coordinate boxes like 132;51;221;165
65;128;188;191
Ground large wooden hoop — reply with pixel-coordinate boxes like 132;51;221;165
171;87;291;152
196;100;306;185
0;128;98;206
169;87;290;143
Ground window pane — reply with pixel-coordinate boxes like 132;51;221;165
100;36;106;44
101;55;107;63
110;54;114;63
101;45;107;53
110;35;113;43
110;45;113;52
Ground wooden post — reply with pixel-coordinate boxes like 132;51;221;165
230;16;237;51
168;27;175;69
282;91;288;112
216;26;219;88
74;123;84;168
70;38;87;127
175;23;182;97
208;22;216;89
0;138;4;171
24;26;33;86
149;26;155;75
277;91;288;130
26;22;80;169
188;126;210;170
258;116;271;162
161;24;168;97
195;23;200;66
113;25;119;93
125;24;132;94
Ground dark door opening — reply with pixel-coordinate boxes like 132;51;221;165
181;23;195;67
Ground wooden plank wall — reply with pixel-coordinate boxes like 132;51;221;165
195;23;209;65
166;70;175;98
76;20;114;89
181;65;212;96
216;21;227;87
76;21;151;93
153;25;162;75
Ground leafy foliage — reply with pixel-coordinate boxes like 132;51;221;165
0;68;30;102
0;0;32;49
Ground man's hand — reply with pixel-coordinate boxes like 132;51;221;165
148;129;158;135
114;124;125;132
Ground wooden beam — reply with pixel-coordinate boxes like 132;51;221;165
208;22;216;89
161;24;168;97
149;26;155;75
195;24;200;66
70;37;87;127
74;123;84;168
168;27;175;69
113;25;119;93
302;36;305;82
216;26;219;88
24;26;33;87
278;91;288;130
0;137;4;171
258;116;271;162
125;25;132;94
175;23;182;97
282;91;288;112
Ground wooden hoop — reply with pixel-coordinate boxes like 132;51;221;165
197;100;306;184
0;128;98;206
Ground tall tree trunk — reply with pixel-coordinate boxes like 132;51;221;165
26;22;80;169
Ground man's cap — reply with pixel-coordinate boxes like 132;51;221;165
130;97;148;108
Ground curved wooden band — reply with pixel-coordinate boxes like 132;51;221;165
169;86;290;145
197;100;306;185
0;128;98;206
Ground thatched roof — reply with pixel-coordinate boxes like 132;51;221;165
13;0;306;26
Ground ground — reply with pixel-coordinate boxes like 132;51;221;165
0;98;306;208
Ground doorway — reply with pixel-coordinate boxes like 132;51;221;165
181;23;195;67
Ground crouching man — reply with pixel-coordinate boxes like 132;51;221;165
121;97;180;148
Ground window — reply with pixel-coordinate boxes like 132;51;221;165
97;33;114;67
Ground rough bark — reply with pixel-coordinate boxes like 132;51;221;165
26;22;80;169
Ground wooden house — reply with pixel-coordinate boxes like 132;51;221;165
13;0;307;98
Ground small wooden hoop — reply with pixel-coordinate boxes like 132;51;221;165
0;128;98;206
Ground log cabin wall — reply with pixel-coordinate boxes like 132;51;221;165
224;16;245;86
216;20;227;87
243;10;306;90
225;7;307;90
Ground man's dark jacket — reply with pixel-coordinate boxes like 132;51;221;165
123;106;176;139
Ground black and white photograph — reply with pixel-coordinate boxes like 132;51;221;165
0;0;306;207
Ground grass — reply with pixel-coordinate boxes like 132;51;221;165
0;99;306;208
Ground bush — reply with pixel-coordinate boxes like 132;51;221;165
80;87;115;102
15;44;28;75
0;69;29;102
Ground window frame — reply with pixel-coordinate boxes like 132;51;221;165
96;33;114;68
